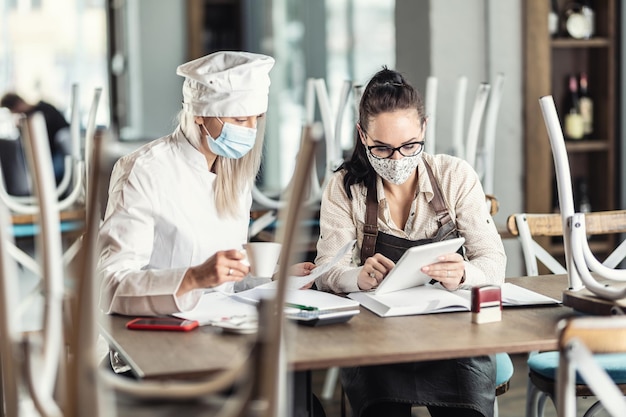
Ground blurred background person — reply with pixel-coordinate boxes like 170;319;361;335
1;92;71;183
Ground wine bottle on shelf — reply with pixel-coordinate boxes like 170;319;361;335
564;75;584;140
578;72;593;138
549;0;560;37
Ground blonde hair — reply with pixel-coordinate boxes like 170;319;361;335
177;109;264;217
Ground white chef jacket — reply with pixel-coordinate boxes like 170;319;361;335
97;127;251;316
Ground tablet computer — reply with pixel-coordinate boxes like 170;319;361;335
374;237;465;295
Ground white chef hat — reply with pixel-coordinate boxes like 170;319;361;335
176;51;275;117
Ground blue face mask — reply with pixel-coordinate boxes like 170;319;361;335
203;119;257;159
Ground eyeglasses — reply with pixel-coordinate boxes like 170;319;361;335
361;128;425;159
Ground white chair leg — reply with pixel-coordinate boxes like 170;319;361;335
424;76;438;155
320;366;339;401
451;76;467;158
526;378;541;417
537;392;550;417
494;397;499;417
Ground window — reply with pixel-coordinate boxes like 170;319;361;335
0;0;109;128
262;0;395;192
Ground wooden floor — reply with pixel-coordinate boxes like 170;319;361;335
311;353;607;417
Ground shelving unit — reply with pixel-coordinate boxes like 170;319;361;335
523;0;618;264
186;0;244;60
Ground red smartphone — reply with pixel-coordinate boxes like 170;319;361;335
126;317;199;332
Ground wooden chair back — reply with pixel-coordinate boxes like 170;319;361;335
507;211;626;238
485;194;499;216
557;316;626;417
506;211;626;276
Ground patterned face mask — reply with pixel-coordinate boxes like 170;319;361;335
366;149;422;185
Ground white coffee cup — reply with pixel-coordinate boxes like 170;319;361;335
243;242;282;278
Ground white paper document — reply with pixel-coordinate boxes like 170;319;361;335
174;292;259;333
236;287;359;311
261;238;356;291
499;282;561;306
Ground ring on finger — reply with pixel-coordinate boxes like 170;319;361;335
446;270;450;278
228;268;233;276
369;271;376;279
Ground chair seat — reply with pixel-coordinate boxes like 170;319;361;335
495;352;514;396
496;353;514;386
12;220;84;238
528;351;626;384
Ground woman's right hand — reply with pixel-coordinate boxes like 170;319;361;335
177;250;250;296
357;253;395;290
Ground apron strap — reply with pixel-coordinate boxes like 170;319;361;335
423;160;453;228
360;160;456;264
360;180;379;264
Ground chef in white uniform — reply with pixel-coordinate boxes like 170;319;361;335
98;51;312;316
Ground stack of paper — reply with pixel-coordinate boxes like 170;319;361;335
175;288;360;331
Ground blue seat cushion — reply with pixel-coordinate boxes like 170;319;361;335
12;220;83;238
496;353;514;386
528;351;626;384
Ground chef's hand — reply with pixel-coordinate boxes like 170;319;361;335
357;253;395;291
421;252;465;290
177;250;249;296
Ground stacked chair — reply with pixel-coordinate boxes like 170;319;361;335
426;73;505;217
507;210;626;416
0;83;107;417
508;95;626;417
430;73;505;195
0;109;103;417
249;77;354;238
540;94;626;302
0;85;101;301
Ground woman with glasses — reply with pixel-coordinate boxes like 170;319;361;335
314;68;506;417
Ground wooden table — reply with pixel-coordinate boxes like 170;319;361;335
11;208;85;238
101;275;573;380
10;208;85;225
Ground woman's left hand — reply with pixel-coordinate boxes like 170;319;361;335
421;252;465;290
288;262;316;289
